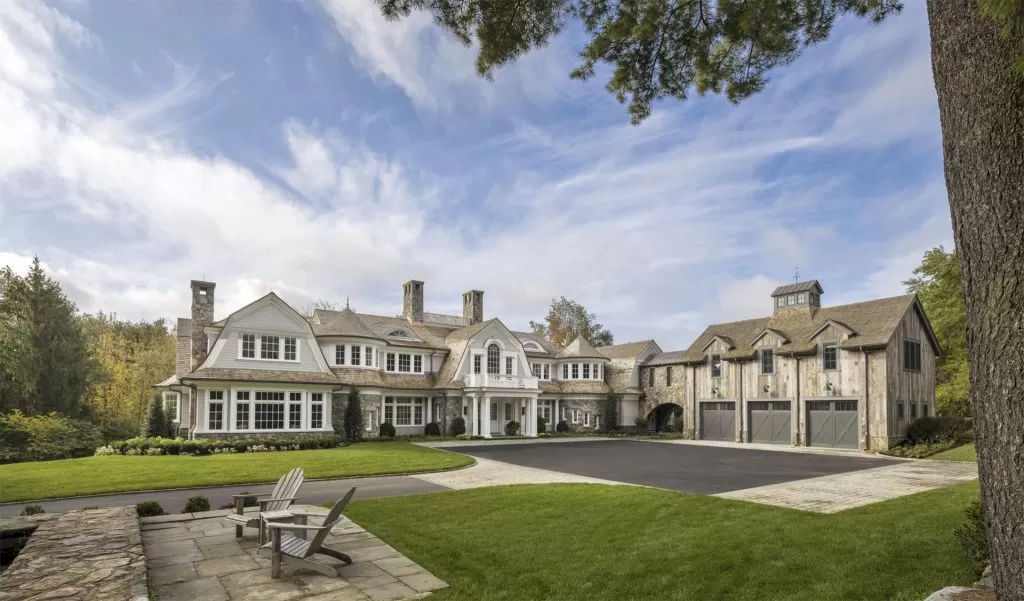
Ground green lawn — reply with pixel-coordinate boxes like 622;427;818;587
346;482;979;601
930;442;977;462
0;442;471;502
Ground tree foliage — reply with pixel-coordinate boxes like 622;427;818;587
0;258;95;417
904;246;970;416
602;395;620;431
377;0;904;123
81;313;175;435
530;296;614;347
145;393;169;438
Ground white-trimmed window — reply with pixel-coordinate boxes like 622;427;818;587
584;412;591;427
364;346;373;367
255;391;286;429
288;392;303;429
284;337;298;361
387;353;423;374
398;354;411;372
572;363;579;379
236;391;250;430
383;397;426;426
505;356;513;375
594;416;601;430
208;390;224;430
572;409;581;424
261;336;280;359
583;363;591;379
473;354;481;374
241;334;256;359
532;362;541;377
163;392;180;423
562;364;568;379
351;345;361;366
487;344;500;374
414;355;422;373
336;344;346;365
387;353;396;371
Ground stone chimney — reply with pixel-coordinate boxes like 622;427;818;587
770;280;822;316
175;318;192;376
403;280;424;323
190;280;216;369
463;290;484;325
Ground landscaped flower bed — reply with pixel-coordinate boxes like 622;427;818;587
94;434;345;456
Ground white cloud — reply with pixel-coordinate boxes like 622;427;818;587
0;0;953;351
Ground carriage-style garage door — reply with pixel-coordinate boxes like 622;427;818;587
748;401;792;444
806;400;859;449
700;402;736;441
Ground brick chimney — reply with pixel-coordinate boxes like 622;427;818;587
175;318;192;376
190;280;216;369
403;280;424;323
463;290;484;324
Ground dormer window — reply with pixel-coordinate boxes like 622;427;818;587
389;329;409;337
760;348;774;374
524;341;542;351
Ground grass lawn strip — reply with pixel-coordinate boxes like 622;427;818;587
0;442;472;503
930;442;977;462
346;482;979;601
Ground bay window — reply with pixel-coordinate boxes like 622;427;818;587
364;346;372;367
336;344;346;365
563;364;568;379
414;355;422;373
583;364;591;379
387;353;396;371
255;391;286;429
398;354;411;372
289;392;302;429
351;345;361;366
572;363;579;379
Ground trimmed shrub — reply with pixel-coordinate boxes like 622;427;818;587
183;496;211;513
536;415;547;434
379;422;397;439
344;388;363;442
0;411;104;463
94;434;343;457
144;394;168;438
504;420;521;436
136;501;165;517
451;416;467;436
556;420;570;433
905;416;973;444
20;505;45;516
424;422;441;436
955;499;989;572
455;433;484;440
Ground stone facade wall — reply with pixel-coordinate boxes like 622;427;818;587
0;507;148;601
190;281;215;369
640;364;691;433
557;399;604;431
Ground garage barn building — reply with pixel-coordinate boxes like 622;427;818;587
639;280;940;451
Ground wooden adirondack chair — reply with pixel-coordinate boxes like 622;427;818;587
262;487;357;578
224;467;304;541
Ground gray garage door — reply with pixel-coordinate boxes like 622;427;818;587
700;402;736;441
806;400;859;448
748;401;792;444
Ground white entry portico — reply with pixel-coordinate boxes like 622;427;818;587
463;392;540;437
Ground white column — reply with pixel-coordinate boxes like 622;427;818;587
482;395;491;438
467;395;476;436
554;399;560;431
426;397;433;425
529;396;538;437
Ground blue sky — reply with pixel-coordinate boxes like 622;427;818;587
0;0;951;349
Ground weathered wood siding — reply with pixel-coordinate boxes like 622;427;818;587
885;305;938;442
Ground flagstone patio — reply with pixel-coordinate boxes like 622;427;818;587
141;506;447;601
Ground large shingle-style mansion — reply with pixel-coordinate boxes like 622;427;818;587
157;278;938;451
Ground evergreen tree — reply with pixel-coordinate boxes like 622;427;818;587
380;2;1024;593
343;387;363;442
0;257;95;416
602;395;620;432
145;393;168;438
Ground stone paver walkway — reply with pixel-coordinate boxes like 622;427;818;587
0;507;147;601
715;460;979;512
142;506;446;601
411;456;627;490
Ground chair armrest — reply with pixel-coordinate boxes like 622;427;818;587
264;522;332;532
232;493;265;500
257;496;299;509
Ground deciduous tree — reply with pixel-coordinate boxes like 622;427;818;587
904;247;969;416
530;297;614;347
376;1;1024;594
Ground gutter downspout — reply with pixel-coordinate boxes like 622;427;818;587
691;364;697;439
795;357;801;446
737;361;743;443
863;350;871;451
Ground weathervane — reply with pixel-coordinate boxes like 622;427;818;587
794;267;800;283
345;295;350;310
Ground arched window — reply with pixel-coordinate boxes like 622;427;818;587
487;343;501;374
388;329;410;338
523;342;541;351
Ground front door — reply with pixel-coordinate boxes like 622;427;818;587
490;401;501;435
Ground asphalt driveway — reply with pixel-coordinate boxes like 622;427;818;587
443;439;898;494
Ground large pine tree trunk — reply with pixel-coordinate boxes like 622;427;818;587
927;1;1024;597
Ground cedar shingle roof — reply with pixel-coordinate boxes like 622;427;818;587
557;337;608;360
596;340;657;359
645;294;933;366
185;369;339;385
311;308;381;339
770;280;824;297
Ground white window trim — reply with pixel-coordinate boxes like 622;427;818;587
207;390;225;431
238;333;301;363
383;397;426;426
162;391;181;423
196;387;332;433
386;351;425;374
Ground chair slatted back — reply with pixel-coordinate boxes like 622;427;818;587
266;467;304;512
307;487;357;556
